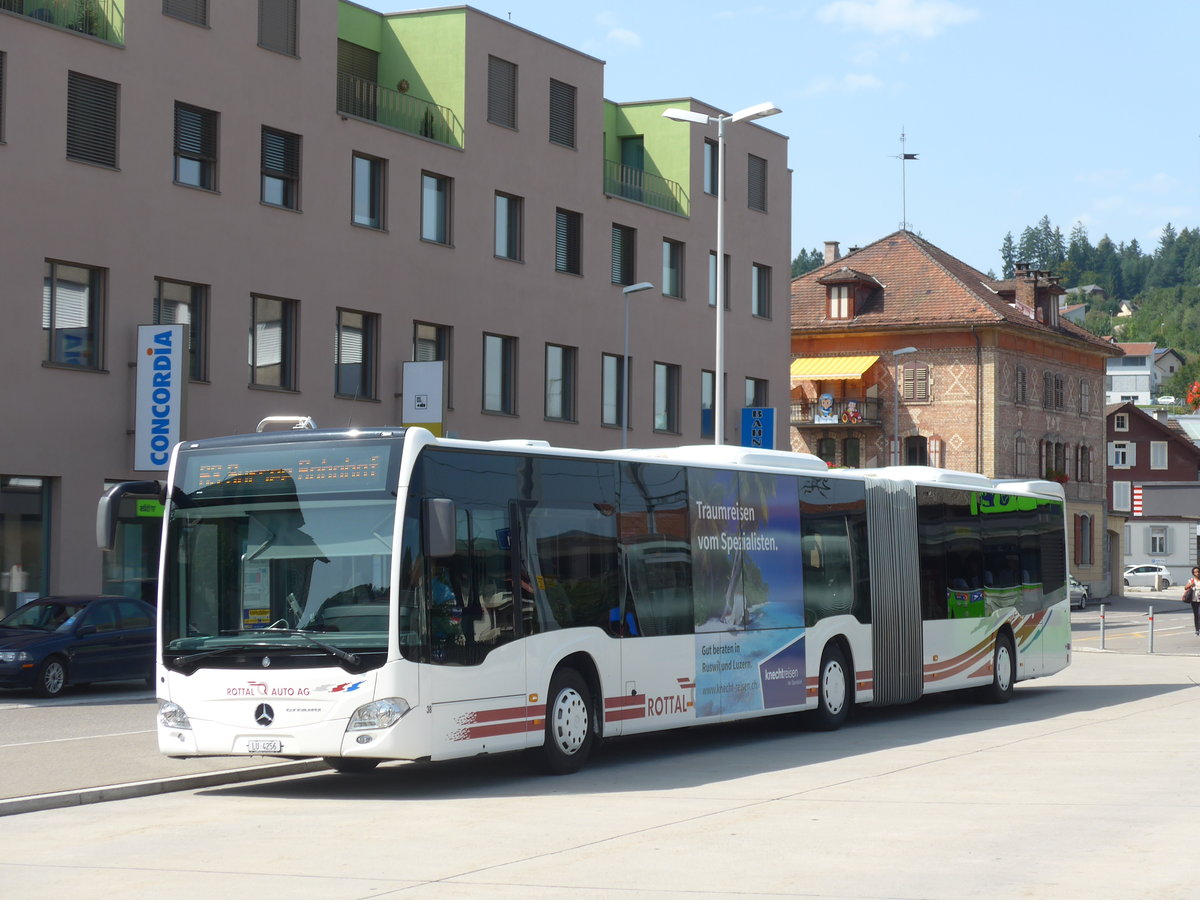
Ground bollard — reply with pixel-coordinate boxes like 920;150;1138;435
1100;603;1106;650
1148;605;1154;654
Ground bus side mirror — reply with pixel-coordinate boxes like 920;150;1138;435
97;481;165;551
423;498;456;558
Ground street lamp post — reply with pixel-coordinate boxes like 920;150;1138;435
662;101;781;445
621;281;655;449
892;347;917;465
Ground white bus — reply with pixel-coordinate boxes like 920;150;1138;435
98;422;1070;774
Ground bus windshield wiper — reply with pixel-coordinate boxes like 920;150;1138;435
174;630;360;668
247;625;361;667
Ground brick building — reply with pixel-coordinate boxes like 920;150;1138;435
790;231;1122;594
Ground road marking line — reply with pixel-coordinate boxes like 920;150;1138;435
0;729;154;749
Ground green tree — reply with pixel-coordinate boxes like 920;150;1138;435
791;247;824;277
999;232;1016;278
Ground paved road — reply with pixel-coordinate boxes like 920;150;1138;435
2;649;1199;898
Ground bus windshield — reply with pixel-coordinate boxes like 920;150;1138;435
161;441;398;669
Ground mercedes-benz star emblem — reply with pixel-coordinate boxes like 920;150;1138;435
254;703;275;726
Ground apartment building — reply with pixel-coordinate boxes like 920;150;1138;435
0;1;791;608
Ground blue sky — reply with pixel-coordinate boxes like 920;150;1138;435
357;0;1200;275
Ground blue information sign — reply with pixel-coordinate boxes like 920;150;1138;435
741;407;775;449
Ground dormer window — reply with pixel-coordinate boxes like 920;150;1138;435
828;284;852;319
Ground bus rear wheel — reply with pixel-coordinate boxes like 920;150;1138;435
980;632;1015;704
809;643;851;731
535;667;595;775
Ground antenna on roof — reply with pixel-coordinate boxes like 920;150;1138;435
891;127;919;231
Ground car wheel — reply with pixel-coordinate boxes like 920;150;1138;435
809;642;852;731
1123;579;1129;587
1162;579;1171;589
323;757;381;774
33;657;67;698
534;667;595;775
1079;593;1087;610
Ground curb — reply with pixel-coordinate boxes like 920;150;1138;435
0;760;329;817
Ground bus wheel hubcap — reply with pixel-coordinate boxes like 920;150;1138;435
823;663;845;714
551;688;588;755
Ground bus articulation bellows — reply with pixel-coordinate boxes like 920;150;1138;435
98;423;1070;775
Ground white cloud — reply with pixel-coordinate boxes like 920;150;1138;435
817;0;979;38
607;27;642;48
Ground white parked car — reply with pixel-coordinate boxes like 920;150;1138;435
1123;564;1171;589
1069;575;1090;610
1156;396;1178;405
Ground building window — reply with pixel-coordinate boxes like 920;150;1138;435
164;0;208;26
1075;514;1094;566
904;435;928;466
816;438;836;463
1113;481;1131;512
747;154;767;211
843;437;861;468
1151;441;1168;470
258;0;298;56
1015;435;1027;476
487;56;517;129
495;193;523;260
745;377;768;408
335;309;378;400
548;78;576;148
751;264;771;318
1150;525;1168;556
0;476;48;605
602;353;625;427
1080;378;1091;414
155;278;208;382
555;208;582;275
261;127;300;209
1055;373;1065;409
662;239;683;299
43;260;104;369
483;333;516;414
611;224;636;285
421;172;451;244
67;71;118;168
827;284;850;319
1114;412;1129;431
901;362;930;402
545;344;576;421
654;363;680;433
414;322;451;407
352;153;385;228
701;370;714;439
174;103;218;190
1075;444;1092;483
708;251;730;309
1110;441;1134;468
1015;365;1027;404
703;138;719;195
249;295;297;390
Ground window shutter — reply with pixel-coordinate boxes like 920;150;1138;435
915;365;929;401
1015;366;1026;403
1145;529;1153;556
262;128;298;178
1107;442;1116;466
1128;443;1137;467
174;104;215;160
66;72;119;168
747;154;767;211
258;0;297;55
1073;515;1082;566
548;78;576;147
555;209;580;274
487;56;517;128
163;0;208;25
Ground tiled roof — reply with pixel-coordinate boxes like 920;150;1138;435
790;230;1120;353
1114;342;1157;356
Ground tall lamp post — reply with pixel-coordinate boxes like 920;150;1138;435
621;281;655;449
892;347;917;465
662;101;781;445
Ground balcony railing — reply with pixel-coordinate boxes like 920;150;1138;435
603;159;688;216
791;397;883;427
1;0;124;43
337;73;464;149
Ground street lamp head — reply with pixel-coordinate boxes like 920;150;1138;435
730;101;782;123
623;281;655;295
661;107;711;125
894;346;918;356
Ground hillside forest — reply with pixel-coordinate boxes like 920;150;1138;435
792;217;1200;404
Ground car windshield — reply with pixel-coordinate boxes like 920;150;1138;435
0;601;86;633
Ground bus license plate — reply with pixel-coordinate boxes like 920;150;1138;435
247;739;282;753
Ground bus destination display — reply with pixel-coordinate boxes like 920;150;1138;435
183;445;391;495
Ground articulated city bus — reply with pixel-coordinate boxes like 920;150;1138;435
98;421;1070;774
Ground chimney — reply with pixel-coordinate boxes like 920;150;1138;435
823;241;841;265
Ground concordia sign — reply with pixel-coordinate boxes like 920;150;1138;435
134;324;186;471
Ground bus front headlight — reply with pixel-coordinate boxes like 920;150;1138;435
158;700;191;730
347;698;411;731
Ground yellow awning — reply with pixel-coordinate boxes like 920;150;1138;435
789;355;879;381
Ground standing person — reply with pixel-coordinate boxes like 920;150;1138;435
1184;566;1200;636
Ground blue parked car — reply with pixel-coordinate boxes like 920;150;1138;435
0;595;156;697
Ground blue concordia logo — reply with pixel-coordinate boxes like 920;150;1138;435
147;329;176;467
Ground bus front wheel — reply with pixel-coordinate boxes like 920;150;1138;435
981;632;1015;704
535;667;595;775
809;643;852;731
